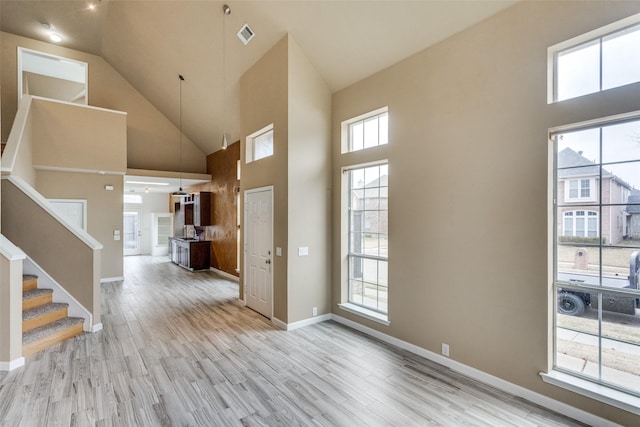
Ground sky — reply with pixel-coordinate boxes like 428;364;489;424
556;24;640;189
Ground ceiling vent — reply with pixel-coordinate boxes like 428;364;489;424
237;24;255;45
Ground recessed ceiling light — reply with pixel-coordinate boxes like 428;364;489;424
88;3;96;11
49;33;62;43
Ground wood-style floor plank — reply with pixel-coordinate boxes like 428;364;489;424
0;256;589;426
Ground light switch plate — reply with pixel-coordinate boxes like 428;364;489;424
276;247;282;256
298;247;309;256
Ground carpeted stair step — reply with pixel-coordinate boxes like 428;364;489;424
23;302;69;332
22;317;84;356
22;288;53;310
22;274;38;291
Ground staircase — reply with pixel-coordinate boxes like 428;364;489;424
22;274;84;356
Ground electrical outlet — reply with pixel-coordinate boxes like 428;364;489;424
312;307;318;316
298;246;309;256
442;343;450;357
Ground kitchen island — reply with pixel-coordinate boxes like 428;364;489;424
168;237;211;271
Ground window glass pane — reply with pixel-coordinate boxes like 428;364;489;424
556;239;602;284
556;291;600;380
363;116;380;149
379;113;388;145
557;128;600;166
600;246;640;290
602;24;640;91
123;194;142;204
601;307;640;392
350;122;364;152
253;130;273;161
347;163;388;314
556;40;600;101
602;121;640;164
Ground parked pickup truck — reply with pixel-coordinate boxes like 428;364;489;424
557;251;640;316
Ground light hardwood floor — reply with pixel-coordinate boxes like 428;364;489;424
0;256;587;426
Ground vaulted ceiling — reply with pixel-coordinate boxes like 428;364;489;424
0;0;517;156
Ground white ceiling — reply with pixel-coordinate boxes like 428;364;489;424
0;0;518;156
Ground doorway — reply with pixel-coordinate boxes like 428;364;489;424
123;209;142;256
18;47;88;104
244;187;273;318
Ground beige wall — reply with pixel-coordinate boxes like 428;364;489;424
31;98;127;173
240;36;289;320
2;179;101;324
36;171;124;280
332;1;640;425
287;38;332;323
1;32;205;173
240;34;333;324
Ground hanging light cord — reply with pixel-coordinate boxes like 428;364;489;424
179;75;182;188
222;5;230;149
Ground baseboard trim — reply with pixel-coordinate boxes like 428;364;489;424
0;357;25;372
209;267;239;282
101;276;124;283
271;314;332;331
329;313;620;427
91;323;103;333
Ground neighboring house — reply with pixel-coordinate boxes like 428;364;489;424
557;148;632;245
351;174;388;238
627;189;640;239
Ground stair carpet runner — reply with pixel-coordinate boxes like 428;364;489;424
22;274;84;356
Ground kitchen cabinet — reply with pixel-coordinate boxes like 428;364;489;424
193;192;212;226
168;237;211;271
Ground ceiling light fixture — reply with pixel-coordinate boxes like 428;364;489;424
125;181;169;186
172;74;189;197
49;33;62;43
221;4;231;150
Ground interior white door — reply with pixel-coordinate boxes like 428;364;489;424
245;187;273;318
123;209;142;256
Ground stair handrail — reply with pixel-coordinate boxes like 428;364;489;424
0;234;26;261
1;95;33;176
3;175;103;251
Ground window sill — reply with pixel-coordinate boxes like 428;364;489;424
540;370;640;416
337;303;390;326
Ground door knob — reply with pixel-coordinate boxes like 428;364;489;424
266;259;271;264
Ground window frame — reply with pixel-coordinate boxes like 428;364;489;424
547;12;640;103
547;110;640;412
564;178;596;203
341;107;388;154
245;123;274;163
345;162;389;317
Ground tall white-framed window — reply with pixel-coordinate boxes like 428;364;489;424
346;163;388;315
246;123;274;163
548;13;640;102
341;107;388;153
549;113;640;404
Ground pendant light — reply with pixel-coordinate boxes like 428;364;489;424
221;4;230;150
172;74;189;197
